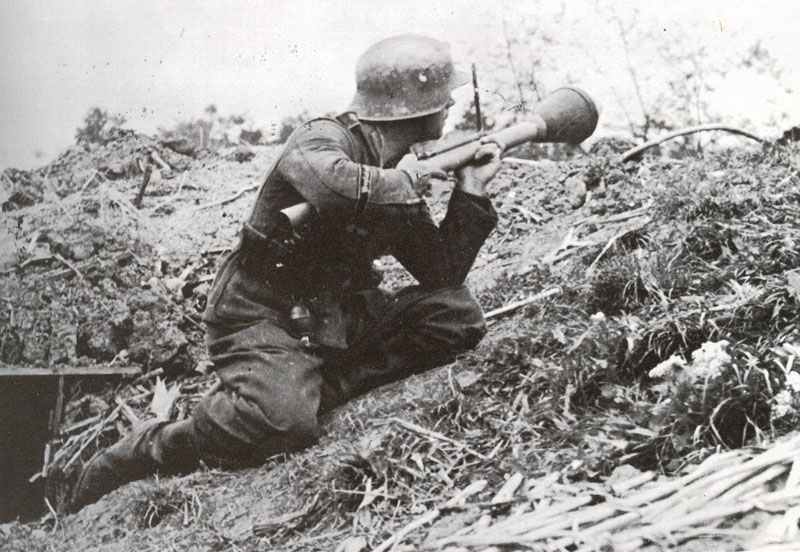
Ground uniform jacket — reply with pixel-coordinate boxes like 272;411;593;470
204;113;498;346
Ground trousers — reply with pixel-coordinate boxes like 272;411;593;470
138;281;487;473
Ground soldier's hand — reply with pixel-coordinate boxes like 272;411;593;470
397;153;448;197
454;139;503;196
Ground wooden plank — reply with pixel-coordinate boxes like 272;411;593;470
0;363;142;377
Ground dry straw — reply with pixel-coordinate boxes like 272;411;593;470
422;434;800;550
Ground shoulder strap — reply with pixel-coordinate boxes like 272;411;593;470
335;112;376;223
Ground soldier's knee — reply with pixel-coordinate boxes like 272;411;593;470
427;285;487;351
190;386;321;462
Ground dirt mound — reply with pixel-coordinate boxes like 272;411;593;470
1;129;197;212
0;188;196;373
2;133;799;551
1;127;281;523
0;126;260;374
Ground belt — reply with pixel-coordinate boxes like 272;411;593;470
238;221;381;295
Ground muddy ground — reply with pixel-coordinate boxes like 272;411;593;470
1;130;799;551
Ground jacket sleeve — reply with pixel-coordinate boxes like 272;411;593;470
277;119;425;219
389;189;498;288
278;119;498;289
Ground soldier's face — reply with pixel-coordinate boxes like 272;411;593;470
424;97;455;140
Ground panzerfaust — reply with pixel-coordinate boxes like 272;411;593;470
279;86;599;227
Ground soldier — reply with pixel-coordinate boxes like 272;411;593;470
71;34;502;510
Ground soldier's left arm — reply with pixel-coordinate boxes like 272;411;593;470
387;142;502;289
386;189;497;288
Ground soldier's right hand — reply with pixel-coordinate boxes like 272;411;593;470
397;154;448;197
454;141;503;197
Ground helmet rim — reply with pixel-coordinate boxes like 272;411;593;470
346;34;468;122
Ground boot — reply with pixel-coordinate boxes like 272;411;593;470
69;419;177;512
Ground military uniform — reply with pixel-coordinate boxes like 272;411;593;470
70;32;502;510
196;110;497;458
70;111;497;509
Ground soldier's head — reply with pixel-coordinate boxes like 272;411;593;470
348;34;467;141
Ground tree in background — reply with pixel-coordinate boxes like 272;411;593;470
75;107;127;146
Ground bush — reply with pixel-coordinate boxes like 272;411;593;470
75;107;127;146
158;104;262;154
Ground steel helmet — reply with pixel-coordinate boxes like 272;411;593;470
348;34;468;121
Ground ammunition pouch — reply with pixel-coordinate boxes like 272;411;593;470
238;223;349;350
238;218;300;279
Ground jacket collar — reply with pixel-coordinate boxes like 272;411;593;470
336;111;384;167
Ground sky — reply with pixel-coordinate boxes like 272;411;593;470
0;0;798;170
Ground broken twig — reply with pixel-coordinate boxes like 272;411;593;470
80;170;98;192
502;156;544;167
618;124;764;163
63;405;122;470
149;149;172;172
576;201;653;228
390;417;488;460
61;414;102;435
132;367;165;386
53;253;87;285
133;164;152;208
194;183;259;211
114;396;141;426
485;286;562;321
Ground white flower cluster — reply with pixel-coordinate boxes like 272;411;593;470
648;355;686;379
590;312;606;323
772;390;795;420
648;340;731;382
689;340;732;380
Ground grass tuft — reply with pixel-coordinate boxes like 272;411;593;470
132;478;202;529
